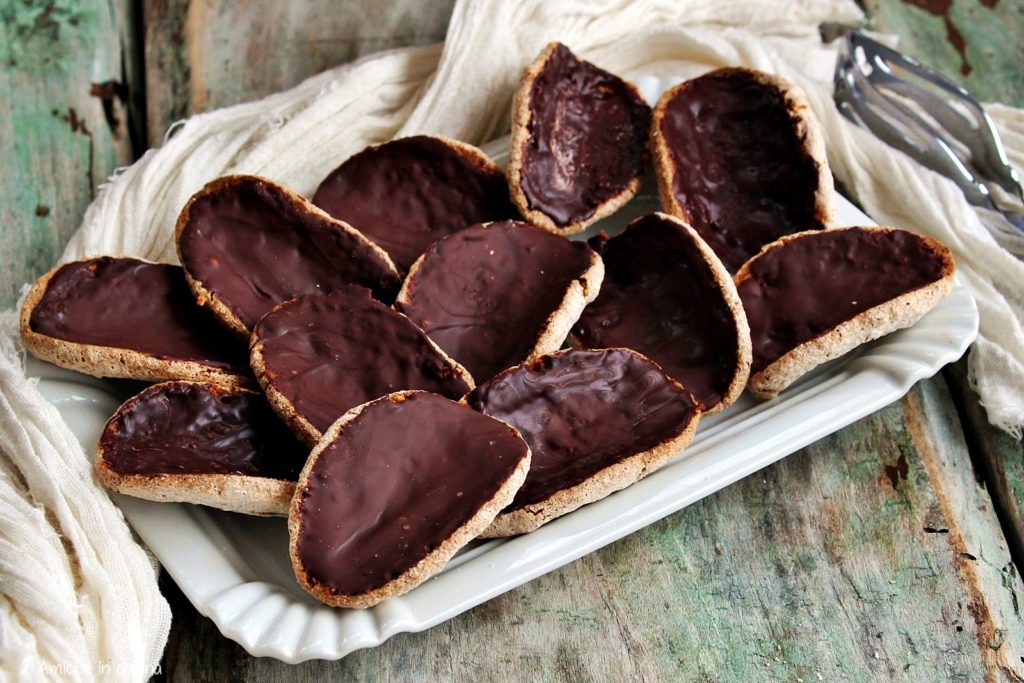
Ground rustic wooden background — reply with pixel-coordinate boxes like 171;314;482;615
3;1;1023;680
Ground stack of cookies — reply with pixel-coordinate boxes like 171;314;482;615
21;43;955;609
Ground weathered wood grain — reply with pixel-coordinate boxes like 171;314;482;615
0;0;141;308
867;0;1024;590
159;378;1023;682
140;0;455;145
947;358;1024;572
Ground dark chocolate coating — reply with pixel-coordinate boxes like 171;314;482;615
737;228;948;375
295;392;528;596
100;382;305;479
254;287;472;434
312;136;517;271
658;68;825;272
573;214;741;411
519;43;650;227
178;176;401;331
396;220;596;382
466;349;698;510
30;257;246;371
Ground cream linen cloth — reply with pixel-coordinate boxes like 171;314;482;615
4;0;1024;679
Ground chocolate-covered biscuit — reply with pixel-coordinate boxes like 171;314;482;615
251;287;474;446
289;391;530;608
20;257;249;386
96;381;307;516
651;67;833;272
466;348;700;536
508;42;651;235
395;220;604;382
572;213;751;413
312;135;517;271
176;175;401;337
735;226;955;398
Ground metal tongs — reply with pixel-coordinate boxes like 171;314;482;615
834;31;1024;233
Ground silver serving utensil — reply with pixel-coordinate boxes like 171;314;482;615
834;31;1024;232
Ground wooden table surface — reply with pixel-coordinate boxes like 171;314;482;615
4;1;1024;681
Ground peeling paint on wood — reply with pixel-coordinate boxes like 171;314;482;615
0;0;140;307
866;0;1024;106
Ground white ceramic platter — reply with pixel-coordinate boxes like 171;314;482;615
36;78;979;663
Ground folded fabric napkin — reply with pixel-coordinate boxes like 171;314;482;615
3;0;1022;678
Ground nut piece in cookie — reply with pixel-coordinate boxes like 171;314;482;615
176;175;401;337
395;219;604;383
251;286;474;447
572;213;751;414
21;256;249;387
465;348;700;537
735;226;956;398
289;391;530;608
312;135;517;271
651;67;834;272
508;42;651;235
96;381;307;516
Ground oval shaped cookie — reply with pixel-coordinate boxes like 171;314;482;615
251;287;474;447
312;135;517;271
21;256;249;386
651;67;833;272
289;391;530;608
508;42;651;235
572;213;750;414
176;175;401;336
96;381;307;516
395;220;604;382
735;226;956;398
465;348;700;536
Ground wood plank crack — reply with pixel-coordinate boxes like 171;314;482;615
903;389;1024;682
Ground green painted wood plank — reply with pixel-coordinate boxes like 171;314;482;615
864;0;1024;107
869;0;1024;591
161;378;1024;682
947;358;1024;572
0;0;140;308
140;0;455;145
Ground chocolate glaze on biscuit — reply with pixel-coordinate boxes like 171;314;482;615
737;227;949;375
294;392;528;596
253;287;471;436
100;382;305;480
312;136;517;271
655;68;827;272
573;215;744;411
177;175;400;332
467;348;698;510
29;257;245;370
396;220;597;381
515;43;650;229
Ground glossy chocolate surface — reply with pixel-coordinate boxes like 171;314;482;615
573;215;741;411
467;349;698;510
658;68;825;272
519;43;650;227
737;228;948;374
295;392;528;596
254;287;471;434
396;220;596;382
100;382;305;479
30;257;246;370
178;176;400;331
312;136;517;271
